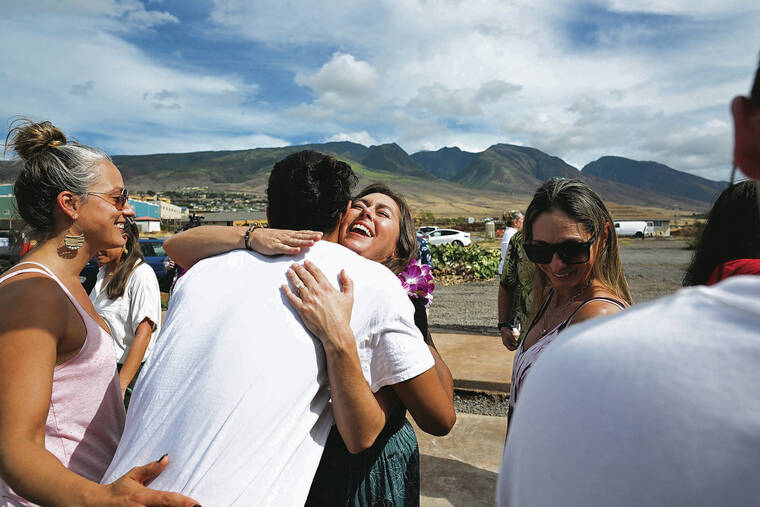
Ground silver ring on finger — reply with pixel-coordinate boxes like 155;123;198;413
295;281;306;291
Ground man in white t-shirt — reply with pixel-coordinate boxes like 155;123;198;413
102;151;436;505
497;88;760;504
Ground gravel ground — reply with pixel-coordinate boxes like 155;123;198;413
430;237;693;333
454;390;508;417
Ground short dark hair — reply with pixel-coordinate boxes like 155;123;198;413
266;150;357;232
683;180;760;286
353;183;418;274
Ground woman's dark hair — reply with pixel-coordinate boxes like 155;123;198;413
267;150;357;232
683;180;760;286
524;178;632;314
4;118;109;241
106;220;145;299
353;183;418;274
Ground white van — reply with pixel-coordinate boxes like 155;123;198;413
614;221;648;238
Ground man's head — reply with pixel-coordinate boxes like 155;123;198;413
504;210;524;229
266;150;358;233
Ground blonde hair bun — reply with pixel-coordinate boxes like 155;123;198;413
7;119;67;162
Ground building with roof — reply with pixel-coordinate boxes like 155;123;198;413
149;199;188;220
128;199;160;219
197;211;268;227
134;216;161;233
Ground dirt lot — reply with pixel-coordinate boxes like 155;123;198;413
429;238;693;333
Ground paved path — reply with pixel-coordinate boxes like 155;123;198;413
416;330;513;505
415;414;505;506
432;331;514;394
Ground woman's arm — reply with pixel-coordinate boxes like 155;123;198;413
283;263;392;453
118;318;153;396
283;261;455;449
412;297;455;407
164;225;322;269
0;278;198;506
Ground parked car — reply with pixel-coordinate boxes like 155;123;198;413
426;228;471;247
417;225;439;235
139;238;170;279
614;221;648;238
79;238;171;293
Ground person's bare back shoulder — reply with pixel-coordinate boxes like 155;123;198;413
0;274;73;336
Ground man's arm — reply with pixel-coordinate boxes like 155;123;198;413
498;283;518;350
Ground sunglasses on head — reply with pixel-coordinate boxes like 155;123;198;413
523;235;596;265
87;188;129;209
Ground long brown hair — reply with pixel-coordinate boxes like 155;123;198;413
523;178;632;318
106;220;145;299
353;183;418;275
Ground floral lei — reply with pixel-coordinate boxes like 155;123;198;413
398;258;434;308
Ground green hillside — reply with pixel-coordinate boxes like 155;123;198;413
411;147;477;180
361;143;433;178
454;144;578;193
0;141;712;211
583;156;727;203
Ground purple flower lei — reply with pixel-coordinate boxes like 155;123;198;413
398;258;435;308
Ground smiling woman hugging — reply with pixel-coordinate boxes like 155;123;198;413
508;178;632;427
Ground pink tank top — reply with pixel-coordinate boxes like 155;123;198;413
0;262;125;506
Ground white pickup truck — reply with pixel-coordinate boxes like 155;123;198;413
614;221;648;238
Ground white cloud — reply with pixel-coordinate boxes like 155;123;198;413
2;0;758;181
325;131;379;146
295;53;379;112
0;5;285;156
408;80;521;116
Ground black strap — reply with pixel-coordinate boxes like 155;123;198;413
558;296;626;332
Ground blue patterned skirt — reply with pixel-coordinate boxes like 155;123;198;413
305;405;420;506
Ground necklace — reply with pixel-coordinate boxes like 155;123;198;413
540;279;592;336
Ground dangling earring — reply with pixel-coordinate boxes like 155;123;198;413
63;225;85;251
123;245;129;256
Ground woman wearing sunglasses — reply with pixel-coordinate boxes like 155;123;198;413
508;178;632;425
0;120;197;505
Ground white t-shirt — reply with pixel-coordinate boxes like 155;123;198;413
498;276;760;507
89;261;162;364
499;227;518;275
102;241;434;506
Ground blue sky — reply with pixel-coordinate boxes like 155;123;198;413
1;0;759;181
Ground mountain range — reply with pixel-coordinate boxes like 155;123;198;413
0;141;728;211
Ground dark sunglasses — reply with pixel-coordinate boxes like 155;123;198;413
87;188;129;209
523;235;596;265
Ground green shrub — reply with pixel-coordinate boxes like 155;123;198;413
431;243;501;282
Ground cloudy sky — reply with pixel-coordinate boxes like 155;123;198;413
1;1;758;181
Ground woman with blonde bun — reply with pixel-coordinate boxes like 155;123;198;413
0;120;198;506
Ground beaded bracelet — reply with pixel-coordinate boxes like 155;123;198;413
244;224;259;251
